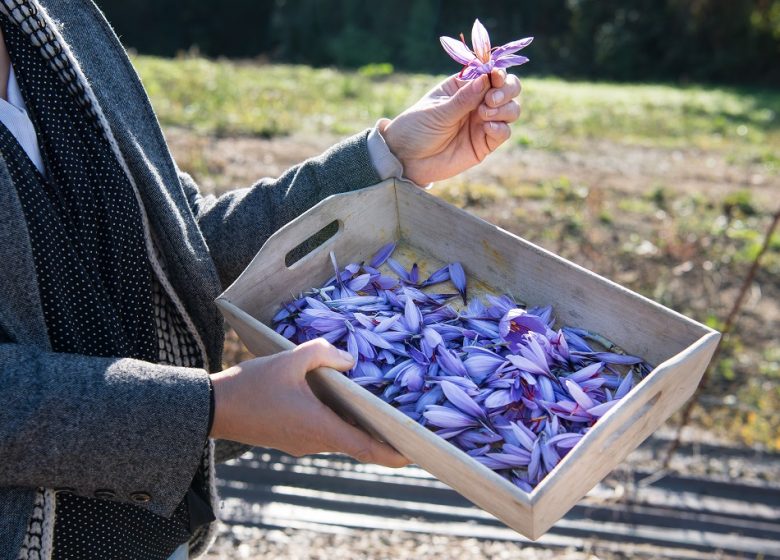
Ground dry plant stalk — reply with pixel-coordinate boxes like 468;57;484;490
662;206;780;470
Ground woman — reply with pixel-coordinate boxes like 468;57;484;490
0;1;522;559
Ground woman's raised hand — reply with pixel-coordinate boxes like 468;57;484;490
381;68;522;185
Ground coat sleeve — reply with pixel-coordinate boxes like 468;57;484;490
178;129;381;289
0;340;211;518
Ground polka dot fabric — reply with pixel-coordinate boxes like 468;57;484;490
0;12;159;363
0;11;208;560
52;493;191;560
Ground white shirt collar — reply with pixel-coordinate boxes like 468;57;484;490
6;65;26;112
0;62;46;175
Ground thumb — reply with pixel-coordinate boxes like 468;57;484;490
442;74;490;121
294;338;355;373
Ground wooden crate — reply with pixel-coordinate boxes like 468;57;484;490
216;178;720;539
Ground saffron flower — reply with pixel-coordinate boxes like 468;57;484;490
273;242;651;491
440;18;533;80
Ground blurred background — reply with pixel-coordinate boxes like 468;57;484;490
96;1;778;558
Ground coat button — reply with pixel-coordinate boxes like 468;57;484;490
54;487;75;495
130;492;152;503
94;489;116;500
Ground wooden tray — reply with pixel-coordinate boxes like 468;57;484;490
216;178;720;539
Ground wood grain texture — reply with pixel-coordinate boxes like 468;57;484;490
222;180;399;323
217;179;720;540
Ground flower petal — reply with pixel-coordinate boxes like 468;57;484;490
492;37;533;58
587;399;619;418
499;309;548;344
370;242;397;268
387;258;410;282
592;352;644;365
441;380;487;421
439;35;476;65
421;265;450;287
448;262;467;304
567;362;604;383
484;389;513;409
494;54;529;69
459;66;483;80
565;379;596;410
422;326;444;349
615;372;635;399
437;347;468;377
471;18;491;62
485;451;530;468
548;432;583;449
359;328;395;350
507;354;548;376
404;293;422;333
424;405;478;429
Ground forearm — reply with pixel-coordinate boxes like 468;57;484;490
0;343;211;516
181;129;381;288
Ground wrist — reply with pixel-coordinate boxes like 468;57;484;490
368;119;404;182
376;119;431;188
209;367;239;440
377;117;402;162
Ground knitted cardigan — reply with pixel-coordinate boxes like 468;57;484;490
0;1;382;558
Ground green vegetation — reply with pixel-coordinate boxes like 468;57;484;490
134;55;780;160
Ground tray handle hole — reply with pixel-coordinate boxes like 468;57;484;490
285;220;342;268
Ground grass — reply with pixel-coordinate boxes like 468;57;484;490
134;54;780;451
134;54;780;162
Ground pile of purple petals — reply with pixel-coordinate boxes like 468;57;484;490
273;243;652;491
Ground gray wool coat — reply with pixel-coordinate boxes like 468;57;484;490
0;1;382;558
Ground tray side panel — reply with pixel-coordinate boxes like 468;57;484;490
221;180;400;324
529;331;720;538
396;183;711;366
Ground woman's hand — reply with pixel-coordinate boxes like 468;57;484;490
381;68;522;185
209;338;409;468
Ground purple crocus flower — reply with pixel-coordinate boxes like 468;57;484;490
499;309;548;350
440;19;533;80
274;247;653;492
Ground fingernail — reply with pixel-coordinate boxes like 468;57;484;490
490;121;499;130
471;77;485;92
485;107;498;117
339;349;355;362
492;91;505;104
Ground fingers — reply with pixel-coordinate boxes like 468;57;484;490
485;72;522;109
479;99;521;123
293;338;355;373
443;73;491;121
482;121;511;152
317;405;410;468
477;71;520;154
488;68;506;89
